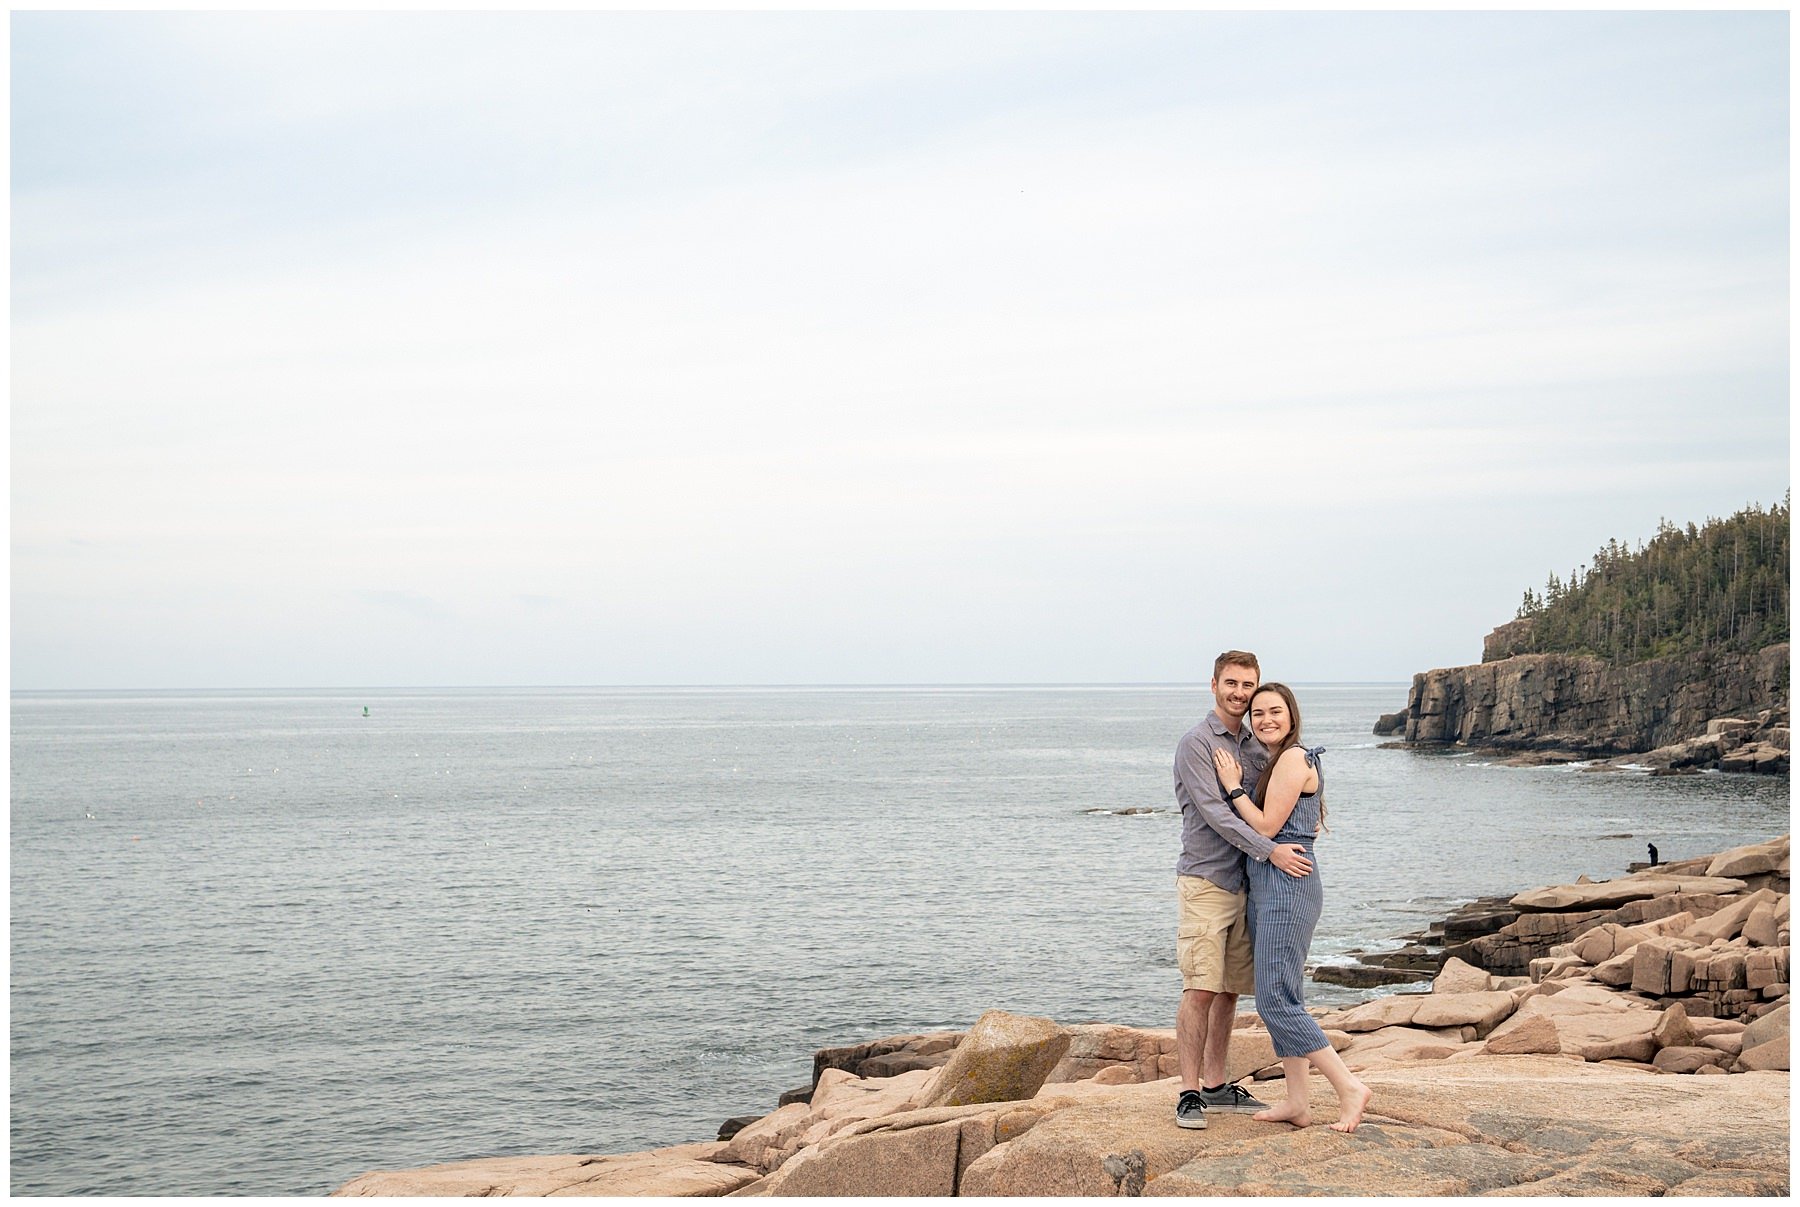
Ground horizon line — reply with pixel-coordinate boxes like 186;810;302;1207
12;680;1415;695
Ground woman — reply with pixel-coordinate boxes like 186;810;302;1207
1211;683;1371;1132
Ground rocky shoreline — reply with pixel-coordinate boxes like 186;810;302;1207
1372;641;1789;775
332;836;1791;1197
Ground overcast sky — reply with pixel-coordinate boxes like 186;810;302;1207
11;11;1789;689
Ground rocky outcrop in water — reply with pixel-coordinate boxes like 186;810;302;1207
1449;837;1790;1019
1383;642;1788;772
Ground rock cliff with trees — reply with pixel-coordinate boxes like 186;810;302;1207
1375;498;1789;773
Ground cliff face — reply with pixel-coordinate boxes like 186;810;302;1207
1482;617;1538;662
1397;642;1789;755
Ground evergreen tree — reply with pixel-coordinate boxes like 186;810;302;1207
1505;496;1788;662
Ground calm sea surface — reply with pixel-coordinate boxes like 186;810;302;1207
11;685;1790;1194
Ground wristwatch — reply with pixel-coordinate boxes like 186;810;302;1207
1226;787;1248;802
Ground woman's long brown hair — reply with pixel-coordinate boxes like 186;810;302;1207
1251;683;1327;829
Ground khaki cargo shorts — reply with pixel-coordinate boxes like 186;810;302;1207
1177;874;1254;994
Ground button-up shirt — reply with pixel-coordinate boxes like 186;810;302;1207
1174;710;1276;893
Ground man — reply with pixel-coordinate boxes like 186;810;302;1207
1172;650;1314;1129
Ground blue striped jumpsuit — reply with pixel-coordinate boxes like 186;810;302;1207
1245;747;1330;1058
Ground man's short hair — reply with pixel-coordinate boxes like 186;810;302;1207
1212;650;1260;680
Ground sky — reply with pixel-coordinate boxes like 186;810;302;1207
10;10;1790;689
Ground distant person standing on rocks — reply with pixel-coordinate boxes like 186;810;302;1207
1171;651;1315;1130
1649;843;1660;867
1213;683;1372;1133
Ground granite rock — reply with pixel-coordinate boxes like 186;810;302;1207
1707;837;1791;880
909;1010;1070;1110
1741;1002;1788;1052
1652;1004;1699;1051
1514;877;1747;913
332;1143;759;1197
1433;957;1493;994
961;1056;1788;1197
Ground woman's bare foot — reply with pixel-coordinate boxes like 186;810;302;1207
1253;1100;1311;1127
1329;1081;1372;1133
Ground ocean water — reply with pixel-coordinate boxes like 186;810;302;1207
10;684;1790;1195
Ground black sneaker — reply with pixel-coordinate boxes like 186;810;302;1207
1174;1089;1207;1130
1198;1082;1269;1113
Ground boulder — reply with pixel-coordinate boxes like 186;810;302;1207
1570;912;1697;964
796;1068;938;1150
1737;1038;1789;1072
1745;947;1788;990
909;1010;1070;1110
1411;990;1517;1036
1632;937;1706;995
717;1116;761;1141
1463;908;1612;976
1618;891;1736;926
856;1049;953;1078
1339;1025;1473;1068
1652;1045;1720;1074
1590;947;1639;987
1569;925;1625;965
721;1102;814;1173
1433;957;1492;994
758;1090;1097;1197
1740;1002;1788;1051
1313;962;1433;988
1442;898;1521;942
756;1115;967;1196
1700;1033;1745;1060
1481;1013;1560;1055
1512;877;1747;913
1651;1004;1698;1051
1718;742;1788;773
1684;947;1751;995
1529;954;1589;983
812;1030;963;1085
1319;993;1426;1032
1046;1023;1171;1085
1579;1034;1657;1063
1543;980;1642;1011
1221;1028;1279;1086
1484;991;1657;1057
1685;889;1781;943
1742;901;1783;947
1688;1015;1747;1039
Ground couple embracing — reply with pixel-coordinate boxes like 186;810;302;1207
1171;650;1371;1133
